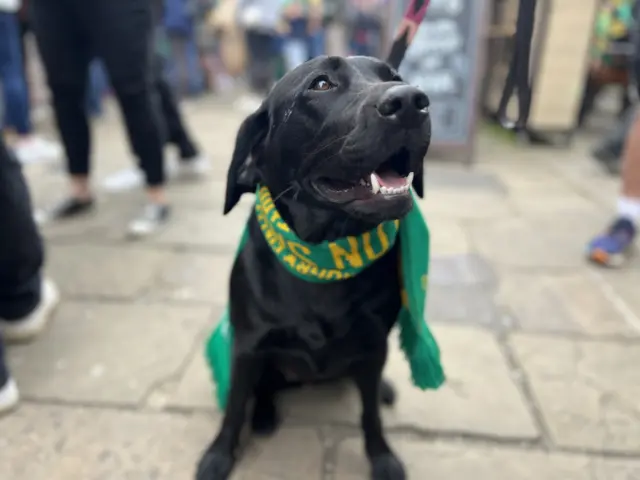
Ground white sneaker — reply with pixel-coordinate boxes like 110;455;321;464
0;377;19;415
127;203;171;239
177;153;211;179
0;279;60;342
13;136;62;165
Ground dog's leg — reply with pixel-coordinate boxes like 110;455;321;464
251;363;286;435
352;357;406;480
196;355;261;480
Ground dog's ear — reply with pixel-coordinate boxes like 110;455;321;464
223;106;269;215
412;159;424;198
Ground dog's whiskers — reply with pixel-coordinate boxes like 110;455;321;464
273;185;296;204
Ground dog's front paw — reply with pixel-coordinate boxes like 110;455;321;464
196;446;235;480
251;397;280;435
371;453;406;480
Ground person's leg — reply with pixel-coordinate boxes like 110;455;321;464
31;0;94;217
81;0;169;237
0;137;59;414
587;112;640;267
152;52;209;175
184;30;205;95
591;106;638;175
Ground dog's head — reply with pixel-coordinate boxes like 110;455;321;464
224;55;431;241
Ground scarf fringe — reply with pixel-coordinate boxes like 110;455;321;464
398;309;445;389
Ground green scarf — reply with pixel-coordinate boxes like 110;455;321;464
206;186;445;410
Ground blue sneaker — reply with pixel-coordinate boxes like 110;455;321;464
587;217;636;267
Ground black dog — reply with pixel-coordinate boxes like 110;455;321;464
197;55;430;480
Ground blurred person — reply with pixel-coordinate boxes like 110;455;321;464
154;0;210;171
30;0;172;237
590;0;640;175
346;0;388;57
587;114;640;266
164;0;207;97
0;0;61;164
587;0;640;267
235;0;281;112
578;0;635;128
280;0;324;72
0;135;59;414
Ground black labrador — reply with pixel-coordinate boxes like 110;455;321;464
197;55;430;480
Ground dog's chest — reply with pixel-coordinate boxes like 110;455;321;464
257;262;402;382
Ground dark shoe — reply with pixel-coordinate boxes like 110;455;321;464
36;197;95;224
127;203;171;239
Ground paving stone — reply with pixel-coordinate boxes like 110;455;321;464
144;252;233;305
418;190;513;220
510;334;640;453
335;438;640;480
167;346;219;410
427;285;502;328
6;302;213;405
498;273;640;337
424;164;507;193
427;218;471;256
280;325;538;439
46;244;169;299
509;191;599;216
150;205;250;249
594;268;640;327
430;254;497;287
0;405;323;480
467;213;609;269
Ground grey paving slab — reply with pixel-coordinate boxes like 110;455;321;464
418;190;513;220
0;405;324;480
335;438;640;480
46;244;170;299
425;217;471;256
149;205;250;249
142;252;233;305
510;334;640;453
6;302;213;405
279;325;537;439
498;272;640;337
467;212;610;269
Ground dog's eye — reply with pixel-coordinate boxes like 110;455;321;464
309;76;334;91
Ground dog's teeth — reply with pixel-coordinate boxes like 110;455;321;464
406;172;414;185
359;179;367;186
380;186;389;195
370;173;381;194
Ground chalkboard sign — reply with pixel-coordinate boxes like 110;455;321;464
392;0;487;157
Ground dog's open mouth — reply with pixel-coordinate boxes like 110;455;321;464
315;148;413;202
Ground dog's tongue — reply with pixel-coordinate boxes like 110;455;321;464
373;171;406;188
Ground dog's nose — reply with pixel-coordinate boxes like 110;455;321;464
376;85;429;127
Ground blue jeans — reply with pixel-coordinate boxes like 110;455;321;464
166;31;205;95
86;59;109;117
0;12;31;134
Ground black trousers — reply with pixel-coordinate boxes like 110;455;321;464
30;0;167;187
153;53;198;159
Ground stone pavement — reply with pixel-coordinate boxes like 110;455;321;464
1;98;640;479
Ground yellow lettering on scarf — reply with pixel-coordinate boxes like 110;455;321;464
287;241;316;266
296;262;312;274
362;224;389;261
283;254;296;268
325;270;342;280
328;236;363;270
